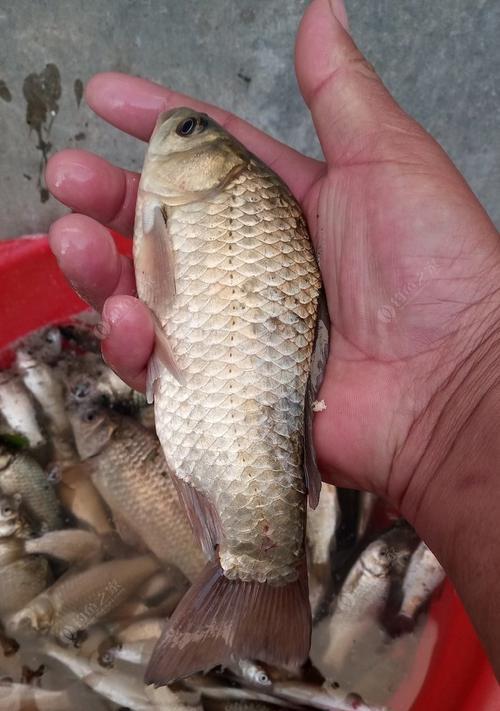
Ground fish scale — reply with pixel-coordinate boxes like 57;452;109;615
134;108;320;682
153;162;319;586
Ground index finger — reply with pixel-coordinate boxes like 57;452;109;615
85;72;324;201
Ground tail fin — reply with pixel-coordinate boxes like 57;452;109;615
145;556;310;686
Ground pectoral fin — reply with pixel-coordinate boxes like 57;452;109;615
136;201;176;314
304;289;330;509
135;199;183;400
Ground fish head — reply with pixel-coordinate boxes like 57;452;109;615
15;347;38;372
0;493;22;524
142;107;249;201
361;539;393;578
68;401;116;460
10;596;54;633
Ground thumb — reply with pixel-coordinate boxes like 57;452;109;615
295;0;435;167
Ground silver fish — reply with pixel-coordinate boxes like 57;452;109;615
24;529;103;565
16;348;69;437
310;538;394;676
39;640;156;711
0;371;45;448
229;659;272;688
10;555;159;640
307;483;339;617
20;326;63;365
398;541;446;620
134;108;321;683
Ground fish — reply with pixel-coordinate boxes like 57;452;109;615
307;483;339;617
0;493;32;538
311;524;417;676
99;637;156;667
20;325;63;365
24;529;103;565
111;616;164;644
133;108;321;683
68;400;205;582
39;640;157;710
0;556;51;617
271;680;387;711
397;541;446;621
16;348;69;438
9;555;159;640
0;535;25;567
203;702;278;711
182;675;291;709
0;682;75;711
310;538;396;676
54;463;113;536
0;371;45;448
229;659;272;688
0;446;62;532
40;639;201;710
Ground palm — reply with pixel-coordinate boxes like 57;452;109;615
46;0;499;508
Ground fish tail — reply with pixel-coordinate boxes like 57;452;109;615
144;555;311;686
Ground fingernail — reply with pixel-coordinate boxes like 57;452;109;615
94;320;111;340
328;0;350;31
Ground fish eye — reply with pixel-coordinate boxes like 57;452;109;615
74;382;90;399
176;117;197;137
1;506;12;516
256;671;270;685
84;410;97;423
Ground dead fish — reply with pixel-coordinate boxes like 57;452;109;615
0;681;74;711
307;483;339;571
20;326;63;365
16;348;69;437
183;675;291;709
271;680;387;711
10;555;159;640
0;556;51;617
307;483;339;617
0;535;25;567
69;400;205;582
24;529;102;565
99;637;156;667
229;659;272;688
113;616;164;643
398;541;446;621
64;352;140;407
0;493;32;538
310;538;394;676
0;371;45;448
134;108;321;683
0;446;62;531
55;463;113;536
39;640;156;710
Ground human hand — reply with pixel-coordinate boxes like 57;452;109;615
46;0;500;522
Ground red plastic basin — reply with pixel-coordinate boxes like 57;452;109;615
0;233;498;709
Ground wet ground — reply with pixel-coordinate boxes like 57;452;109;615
0;0;499;237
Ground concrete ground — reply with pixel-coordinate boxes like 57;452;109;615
0;0;498;237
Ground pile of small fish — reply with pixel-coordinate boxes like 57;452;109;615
0;319;445;710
